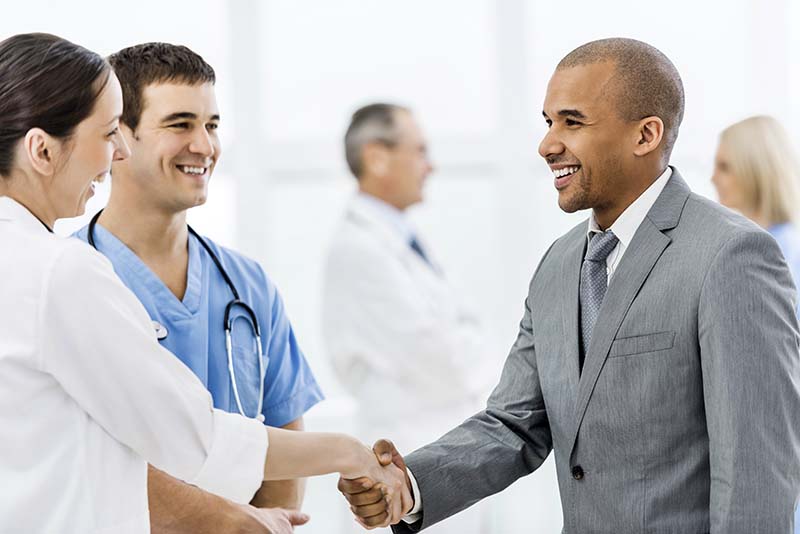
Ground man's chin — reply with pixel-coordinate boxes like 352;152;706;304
192;192;210;207
557;193;586;214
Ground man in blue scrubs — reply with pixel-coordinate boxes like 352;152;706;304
75;43;324;533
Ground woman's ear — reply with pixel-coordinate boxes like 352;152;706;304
23;128;58;176
633;116;665;157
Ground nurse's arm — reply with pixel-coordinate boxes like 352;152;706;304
262;427;413;526
147;465;309;533
250;417;306;509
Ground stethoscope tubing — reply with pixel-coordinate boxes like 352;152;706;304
88;210;266;422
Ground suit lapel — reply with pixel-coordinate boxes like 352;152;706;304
560;232;585;394
566;168;691;456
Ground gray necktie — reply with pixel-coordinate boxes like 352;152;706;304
580;230;619;370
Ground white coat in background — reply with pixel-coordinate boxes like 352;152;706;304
322;193;496;533
0;197;267;534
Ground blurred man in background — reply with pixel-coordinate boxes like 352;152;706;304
322;103;495;533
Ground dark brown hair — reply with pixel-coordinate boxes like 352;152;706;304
0;33;110;177
108;43;215;132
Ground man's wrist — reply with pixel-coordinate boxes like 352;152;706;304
403;467;423;522
227;502;260;534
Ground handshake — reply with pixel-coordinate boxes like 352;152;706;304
337;439;414;529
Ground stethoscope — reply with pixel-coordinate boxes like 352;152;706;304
88;210;266;423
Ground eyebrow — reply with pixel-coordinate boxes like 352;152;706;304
557;109;587;120
541;109;588;120
160;112;221;123
103;114;122;127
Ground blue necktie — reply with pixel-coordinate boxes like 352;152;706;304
409;236;433;268
579;230;619;371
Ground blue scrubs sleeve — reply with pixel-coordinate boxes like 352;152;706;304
260;282;324;427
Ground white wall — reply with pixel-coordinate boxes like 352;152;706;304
4;1;800;532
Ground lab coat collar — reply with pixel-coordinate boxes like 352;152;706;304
351;192;416;244
0;196;53;234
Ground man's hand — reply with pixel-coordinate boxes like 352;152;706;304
338;439;413;529
234;504;309;534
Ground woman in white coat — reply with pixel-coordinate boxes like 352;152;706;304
0;33;408;534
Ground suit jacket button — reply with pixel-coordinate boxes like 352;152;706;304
571;465;584;480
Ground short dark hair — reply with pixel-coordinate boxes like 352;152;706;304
558;38;685;159
344;103;409;178
0;33;110;177
108;42;215;132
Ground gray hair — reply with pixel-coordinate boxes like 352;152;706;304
558;38;685;159
344;103;409;178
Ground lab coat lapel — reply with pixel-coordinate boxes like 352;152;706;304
346;199;437;276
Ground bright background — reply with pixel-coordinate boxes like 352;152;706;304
4;1;800;532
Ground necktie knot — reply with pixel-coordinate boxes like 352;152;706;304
585;230;619;263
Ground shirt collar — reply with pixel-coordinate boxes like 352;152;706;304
587;167;673;247
353;192;416;242
0;195;54;233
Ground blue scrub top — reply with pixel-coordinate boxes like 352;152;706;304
768;222;800;319
74;224;323;427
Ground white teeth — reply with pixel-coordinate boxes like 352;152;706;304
553;166;579;178
179;165;206;175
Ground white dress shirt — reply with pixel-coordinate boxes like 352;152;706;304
0;197;268;533
403;167;673;523
587;167;672;282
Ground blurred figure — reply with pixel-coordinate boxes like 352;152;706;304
712;115;800;315
322;103;492;533
712;115;800;533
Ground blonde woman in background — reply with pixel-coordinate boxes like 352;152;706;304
712;115;800;316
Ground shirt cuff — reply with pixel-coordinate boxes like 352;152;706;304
402;467;423;524
189;408;268;504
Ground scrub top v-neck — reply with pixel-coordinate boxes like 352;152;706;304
74;223;323;426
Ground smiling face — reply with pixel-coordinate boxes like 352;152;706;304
113;82;220;213
51;73;129;218
539;62;644;227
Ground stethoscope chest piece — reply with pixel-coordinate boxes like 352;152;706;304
153;321;169;340
88;210;265;422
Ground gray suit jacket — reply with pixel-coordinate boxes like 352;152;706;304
393;169;800;533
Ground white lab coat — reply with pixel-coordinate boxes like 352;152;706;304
322;194;495;532
0;197;268;534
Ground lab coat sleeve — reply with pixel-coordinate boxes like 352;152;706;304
37;241;268;504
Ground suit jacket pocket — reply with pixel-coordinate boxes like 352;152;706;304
608;331;675;358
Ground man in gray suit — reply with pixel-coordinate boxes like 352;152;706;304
338;38;800;533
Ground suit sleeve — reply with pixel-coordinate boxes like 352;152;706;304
392;268;555;532
698;229;800;533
